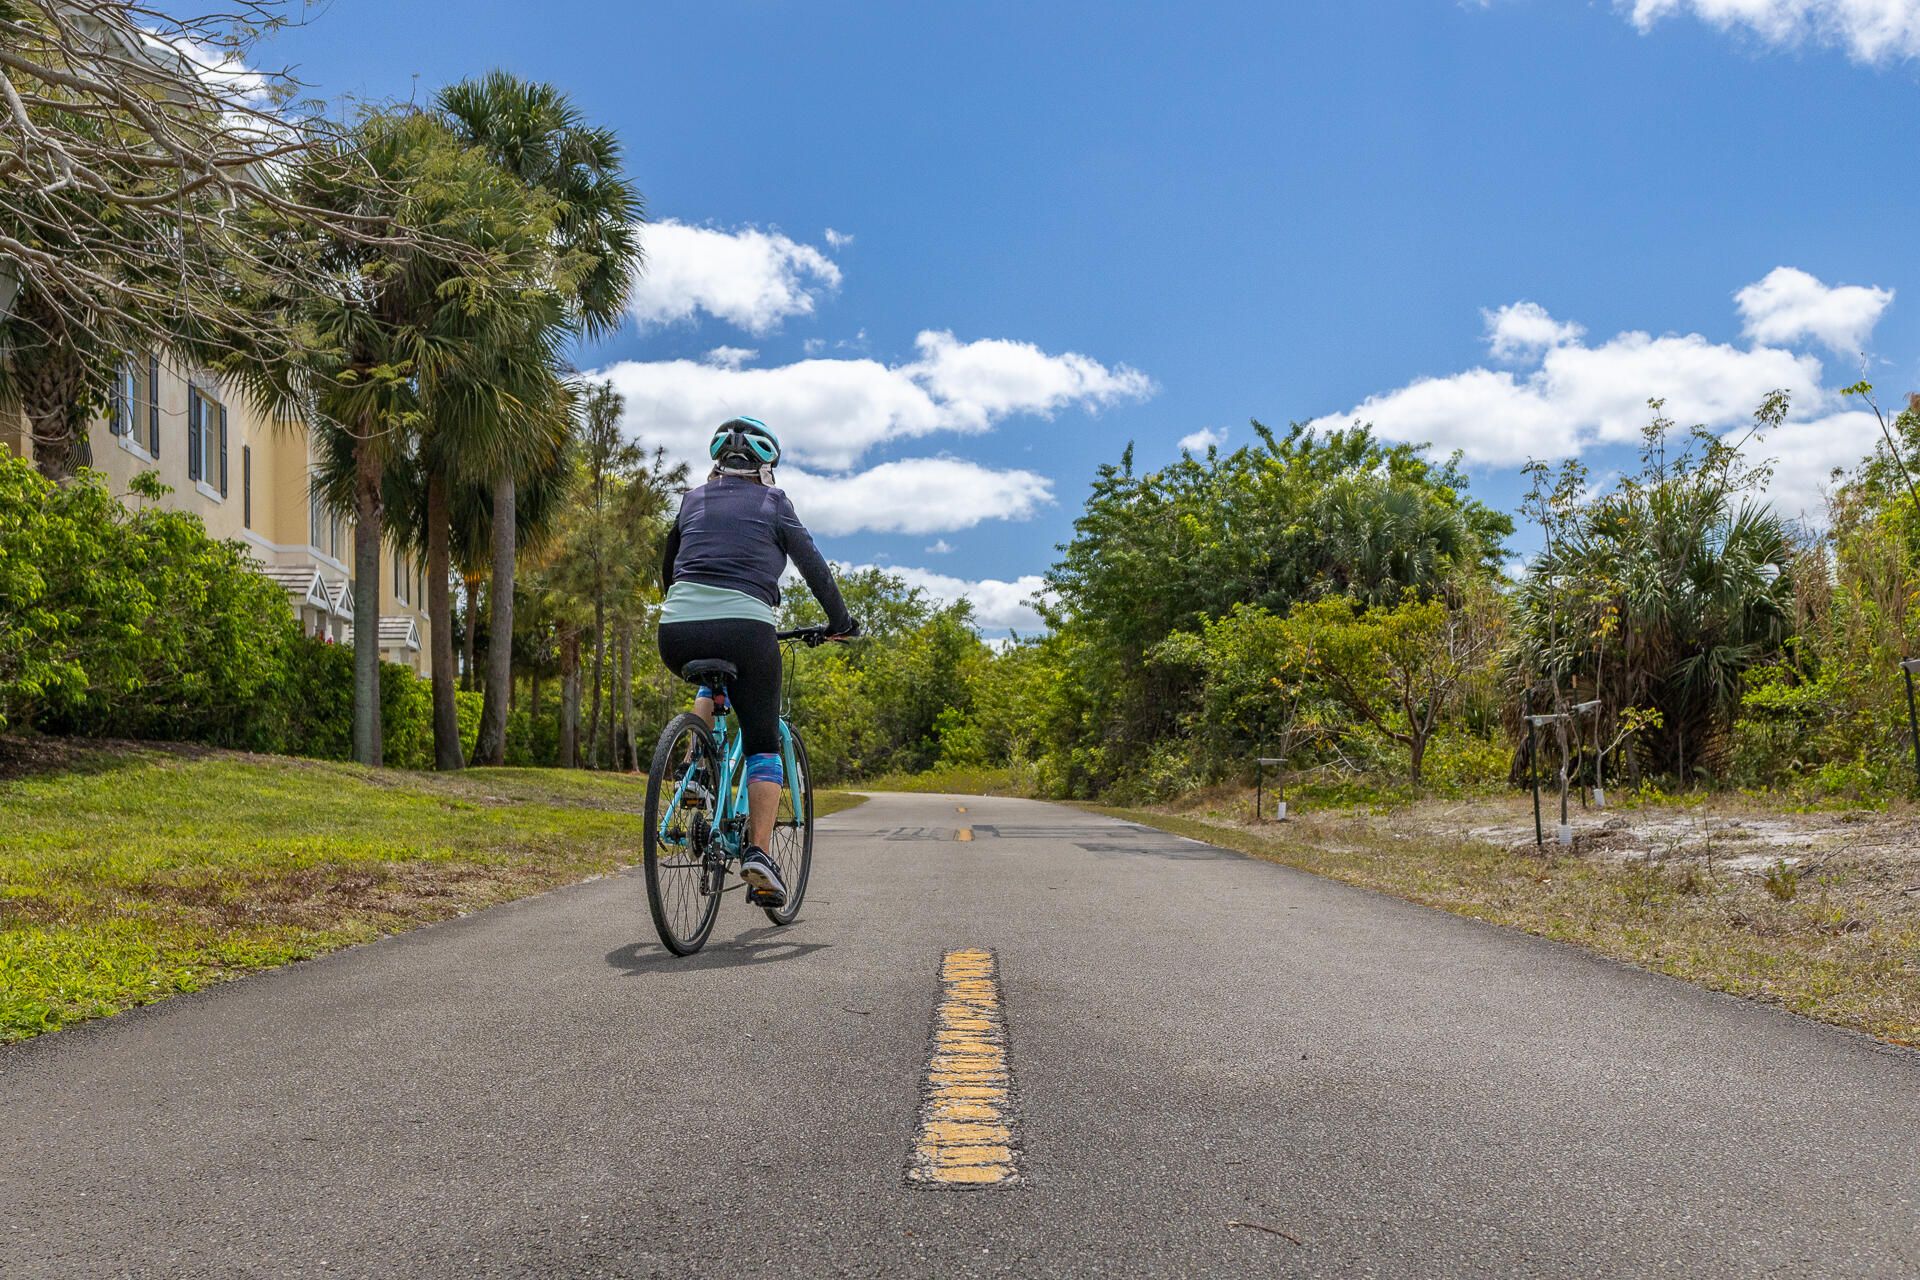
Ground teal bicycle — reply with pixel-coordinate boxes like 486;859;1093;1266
642;625;830;955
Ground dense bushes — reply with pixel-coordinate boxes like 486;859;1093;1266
1512;403;1796;785
785;395;1920;805
0;449;434;762
2;457;296;743
1723;394;1920;795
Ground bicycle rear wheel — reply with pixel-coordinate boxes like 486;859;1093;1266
644;712;724;955
761;724;813;926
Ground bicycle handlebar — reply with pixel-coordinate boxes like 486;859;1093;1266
775;623;862;646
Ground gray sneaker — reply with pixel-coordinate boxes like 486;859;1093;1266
739;846;787;908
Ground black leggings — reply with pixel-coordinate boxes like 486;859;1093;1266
657;618;782;757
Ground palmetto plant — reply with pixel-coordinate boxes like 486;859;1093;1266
436;71;643;767
1514;399;1795;782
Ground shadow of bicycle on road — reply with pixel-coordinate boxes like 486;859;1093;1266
606;925;831;975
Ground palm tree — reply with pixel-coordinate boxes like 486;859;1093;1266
415;318;570;767
235;109;563;764
438;72;643;767
1513;413;1794;782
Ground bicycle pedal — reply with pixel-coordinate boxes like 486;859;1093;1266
745;886;786;909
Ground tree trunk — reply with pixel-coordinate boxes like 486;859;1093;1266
352;429;384;766
18;296;90;482
604;638;619;769
425;469;463;770
585;599;607;768
620;625;637;773
473;473;515;765
25;395;83;481
1408;732;1426;786
461;574;480;691
558;629;580;768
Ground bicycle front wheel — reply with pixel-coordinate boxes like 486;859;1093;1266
644;712;724;955
762;724;813;926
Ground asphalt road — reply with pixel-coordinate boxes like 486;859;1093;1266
5;792;1918;1278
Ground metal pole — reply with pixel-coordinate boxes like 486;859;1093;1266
1903;661;1920;791
1255;758;1263;824
1525;690;1542;849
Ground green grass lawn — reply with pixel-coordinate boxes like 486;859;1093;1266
0;744;864;1042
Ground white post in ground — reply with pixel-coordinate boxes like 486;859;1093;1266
1528;701;1599;850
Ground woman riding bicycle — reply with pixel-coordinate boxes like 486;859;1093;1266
658;416;858;908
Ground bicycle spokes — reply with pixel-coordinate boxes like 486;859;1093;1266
644;715;726;954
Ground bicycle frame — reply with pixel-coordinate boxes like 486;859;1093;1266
655;633;816;866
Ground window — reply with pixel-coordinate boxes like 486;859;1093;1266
186;385;227;495
109;362;136;438
309;483;323;549
242;446;252;528
393;548;407;604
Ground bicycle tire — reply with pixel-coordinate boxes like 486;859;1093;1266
643;712;724;955
762;725;813;926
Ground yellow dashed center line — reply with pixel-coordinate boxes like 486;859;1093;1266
909;948;1019;1187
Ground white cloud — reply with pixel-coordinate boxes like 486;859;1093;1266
594;331;1152;472
1312;322;1824;466
907;331;1155;432
1744;408;1882;521
824;228;854;249
1483;301;1586;361
842;564;1051;633
1620;0;1920;63
779;459;1052;536
703;346;758;370
628;220;842;334
1735;266;1893;356
1178;427;1227;453
926;539;955;554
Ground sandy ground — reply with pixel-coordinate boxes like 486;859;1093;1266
1372;789;1920;884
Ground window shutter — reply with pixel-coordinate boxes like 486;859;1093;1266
110;365;128;436
218;403;229;496
243;446;252;527
147;353;160;455
187;388;202;482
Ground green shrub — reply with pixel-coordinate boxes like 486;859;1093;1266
279;636;354;759
379;665;433;769
1420;731;1510;796
458;690;485;761
1731;667;1835;789
502;697;554;766
0;447;435;766
1;453;296;745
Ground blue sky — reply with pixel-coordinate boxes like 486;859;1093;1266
273;1;1920;630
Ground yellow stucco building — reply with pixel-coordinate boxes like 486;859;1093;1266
2;351;431;672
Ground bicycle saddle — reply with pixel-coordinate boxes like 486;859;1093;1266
681;659;738;686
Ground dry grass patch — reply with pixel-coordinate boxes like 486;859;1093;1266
1094;791;1920;1048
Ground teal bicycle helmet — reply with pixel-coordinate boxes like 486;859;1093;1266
710;417;781;475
